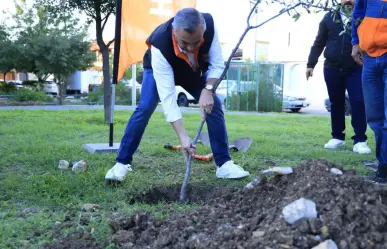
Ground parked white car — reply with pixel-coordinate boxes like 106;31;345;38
43;80;59;95
175;86;196;107
6;80;24;90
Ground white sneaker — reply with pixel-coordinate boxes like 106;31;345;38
105;162;132;182
353;142;371;154
216;161;250;179
324;139;345;149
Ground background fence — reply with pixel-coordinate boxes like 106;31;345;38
1;62;285;111
219;62;284;112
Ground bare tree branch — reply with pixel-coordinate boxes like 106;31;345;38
247;0;260;26
102;12;111;32
107;38;114;47
250;3;301;29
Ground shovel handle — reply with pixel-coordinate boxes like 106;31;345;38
193;153;213;162
164;144;181;150
164;144;213;162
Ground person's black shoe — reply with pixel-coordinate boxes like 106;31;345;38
363;171;387;184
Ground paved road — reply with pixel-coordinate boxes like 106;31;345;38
0;104;331;117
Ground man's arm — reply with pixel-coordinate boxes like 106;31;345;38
351;0;366;45
150;46;189;143
306;16;328;69
206;24;224;87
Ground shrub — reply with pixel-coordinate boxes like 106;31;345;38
87;83;141;105
224;63;284;113
22;80;44;92
0;82;17;93
12;89;53;102
226;83;283;112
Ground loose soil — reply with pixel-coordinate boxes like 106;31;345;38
127;184;239;205
110;160;387;249
44;159;387;249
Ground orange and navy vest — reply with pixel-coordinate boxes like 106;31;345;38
352;0;387;57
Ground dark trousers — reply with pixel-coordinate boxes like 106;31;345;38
323;67;368;144
362;54;387;170
115;69;231;167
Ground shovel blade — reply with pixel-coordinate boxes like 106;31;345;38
198;131;211;146
231;137;253;153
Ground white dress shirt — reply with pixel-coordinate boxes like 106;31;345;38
151;25;225;123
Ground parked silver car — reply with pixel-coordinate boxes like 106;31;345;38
324;92;351;116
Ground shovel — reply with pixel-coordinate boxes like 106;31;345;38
198;131;253;153
229;137;253;152
364;161;378;172
197;131;211;146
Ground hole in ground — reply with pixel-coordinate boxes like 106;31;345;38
127;183;239;205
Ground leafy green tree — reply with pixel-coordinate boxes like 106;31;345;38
11;0;87;82
6;1;94;103
0;25;16;82
38;0;116;122
33;32;94;104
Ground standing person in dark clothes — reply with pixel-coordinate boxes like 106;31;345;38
306;0;371;155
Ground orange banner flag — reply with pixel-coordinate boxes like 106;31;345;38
117;0;197;82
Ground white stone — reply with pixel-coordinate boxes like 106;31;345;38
312;240;338;249
252;230;265;237
245;182;255;189
58;160;69;169
245;177;260;189
262;167;293;176
330;168;343;176
282;198;318;225
72;160;88;173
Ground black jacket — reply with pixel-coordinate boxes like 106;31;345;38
142;13;214;90
307;10;361;70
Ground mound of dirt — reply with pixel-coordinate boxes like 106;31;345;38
110;160;387;249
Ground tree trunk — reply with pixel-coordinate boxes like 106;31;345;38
4;72;7;82
101;47;111;123
95;6;111;123
58;75;65;105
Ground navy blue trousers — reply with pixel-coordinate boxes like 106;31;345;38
323;67;368;144
116;69;231;167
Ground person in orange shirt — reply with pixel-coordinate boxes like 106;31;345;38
352;0;387;183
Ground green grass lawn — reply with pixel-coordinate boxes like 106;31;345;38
0;109;375;248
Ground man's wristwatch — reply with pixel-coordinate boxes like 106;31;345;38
204;84;214;92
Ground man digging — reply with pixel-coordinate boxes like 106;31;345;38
105;8;250;182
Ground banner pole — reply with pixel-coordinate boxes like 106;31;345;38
110;0;123;147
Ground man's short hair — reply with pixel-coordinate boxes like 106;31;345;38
172;8;206;34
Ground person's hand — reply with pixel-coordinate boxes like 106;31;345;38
180;135;196;160
352;45;364;66
199;88;214;121
306;68;314;80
